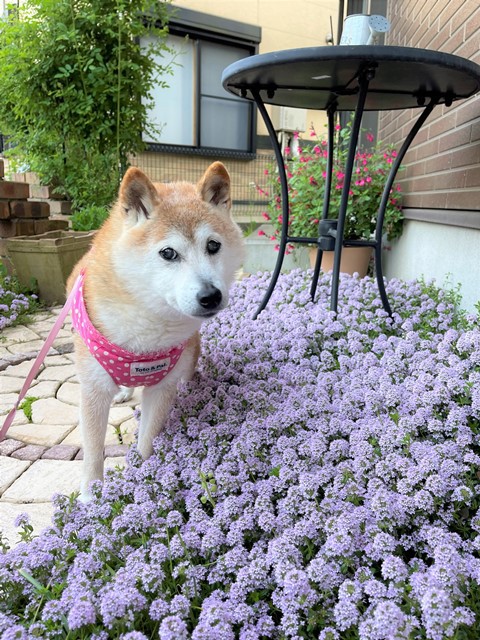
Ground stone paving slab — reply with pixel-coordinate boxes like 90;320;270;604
5;411;29;427
3;458;127;503
31;321;72;339
56;381;80;405
31;397;79;425
2;459;84;502
62;423;134;447
2;359;45;378
2;325;40;343
108;405;137;426
0;457;31;494
105;445;130;458
54;341;75;354
105;456;126;472
41;444;79;460
27;380;61;399
7;339;47;354
11;444;48;461
7;423;76;446
36;364;77;382
48;337;76;351
43;355;73;367
0;502;54;548
1;376;27;394
116;417;139;445
0;438;25;456
74;445;130;461
27;318;64;333
0;393;20;414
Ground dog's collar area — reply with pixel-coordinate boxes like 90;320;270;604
71;271;186;387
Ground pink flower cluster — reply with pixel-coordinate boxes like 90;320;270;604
257;120;404;246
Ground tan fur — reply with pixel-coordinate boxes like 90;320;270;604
67;162;244;500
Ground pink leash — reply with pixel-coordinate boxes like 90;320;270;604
0;272;83;441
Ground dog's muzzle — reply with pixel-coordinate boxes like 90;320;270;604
196;284;223;317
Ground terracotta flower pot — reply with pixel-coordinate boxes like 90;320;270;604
309;246;372;277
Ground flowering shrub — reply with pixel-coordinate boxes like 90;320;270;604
1;271;480;639
0;266;39;330
258;121;404;250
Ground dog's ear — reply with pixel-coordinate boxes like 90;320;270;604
198;162;231;212
119;167;159;221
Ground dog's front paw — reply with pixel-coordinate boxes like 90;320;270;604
113;386;134;404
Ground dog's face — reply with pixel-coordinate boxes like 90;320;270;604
112;162;245;319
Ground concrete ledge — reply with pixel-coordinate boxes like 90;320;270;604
244;224;310;273
404;208;480;230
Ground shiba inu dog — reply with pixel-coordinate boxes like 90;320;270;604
67;162;245;500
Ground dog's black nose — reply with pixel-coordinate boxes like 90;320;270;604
198;284;222;310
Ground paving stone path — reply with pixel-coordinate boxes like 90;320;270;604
0;309;141;546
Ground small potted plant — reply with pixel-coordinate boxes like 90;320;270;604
257;119;404;276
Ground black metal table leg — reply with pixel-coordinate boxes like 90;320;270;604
374;96;439;317
310;105;336;302
330;65;375;313
251;89;291;320
248;71;443;321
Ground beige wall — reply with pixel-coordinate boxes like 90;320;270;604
173;0;338;52
172;0;340;138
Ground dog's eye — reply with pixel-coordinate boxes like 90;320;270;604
207;240;221;255
159;247;178;261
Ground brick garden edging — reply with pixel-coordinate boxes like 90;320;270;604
0;437;129;462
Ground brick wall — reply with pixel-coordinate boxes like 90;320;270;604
380;1;480;211
0;161;70;273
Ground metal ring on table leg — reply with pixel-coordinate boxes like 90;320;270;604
374;96;439;317
310;105;336;302
331;66;374;313
251;88;290;319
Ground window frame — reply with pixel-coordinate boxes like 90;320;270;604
147;6;261;159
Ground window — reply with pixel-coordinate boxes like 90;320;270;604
143;7;261;155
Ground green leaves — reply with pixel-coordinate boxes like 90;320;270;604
0;0;173;211
19;396;39;423
263;119;405;247
55;63;74;78
70;205;109;231
198;470;217;510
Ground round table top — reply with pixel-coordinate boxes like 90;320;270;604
222;45;480;111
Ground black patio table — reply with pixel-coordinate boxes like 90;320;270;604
222;45;480;318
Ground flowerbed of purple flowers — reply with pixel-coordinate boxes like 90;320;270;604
0;266;39;330
1;270;480;640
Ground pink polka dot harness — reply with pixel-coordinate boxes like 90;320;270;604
71;271;186;387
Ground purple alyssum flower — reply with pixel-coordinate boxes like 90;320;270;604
0;276;37;330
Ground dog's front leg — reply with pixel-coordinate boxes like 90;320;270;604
79;380;117;501
138;339;200;458
138;380;179;459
